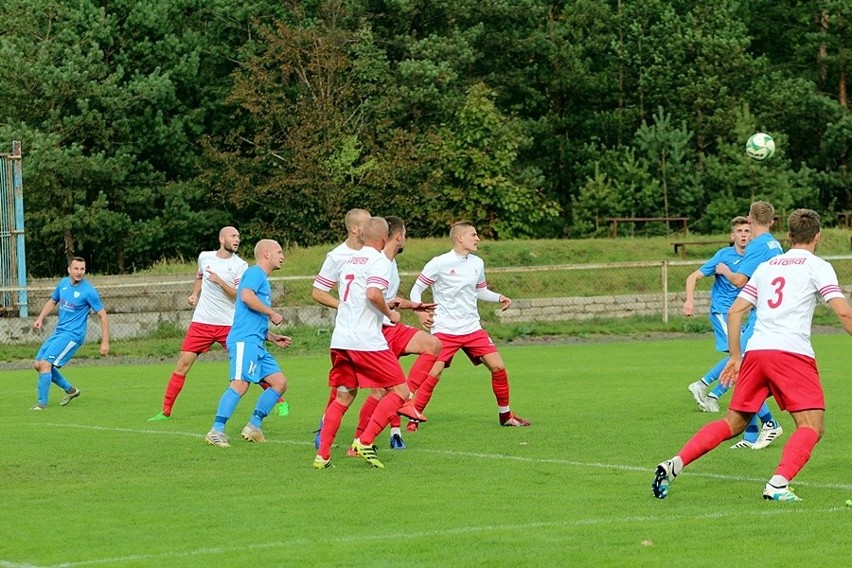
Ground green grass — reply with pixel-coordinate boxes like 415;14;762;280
139;227;852;276
2;335;851;566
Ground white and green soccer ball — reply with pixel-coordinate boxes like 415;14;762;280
745;132;775;161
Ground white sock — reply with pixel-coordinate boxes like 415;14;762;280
390;427;401;437
769;474;788;488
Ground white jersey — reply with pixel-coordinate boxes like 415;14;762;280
411;250;488;335
330;246;393;351
381;256;401;327
192;251;248;326
313;242;361;292
739;249;845;358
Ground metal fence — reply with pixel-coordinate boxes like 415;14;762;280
0;141;28;317
2;255;850;344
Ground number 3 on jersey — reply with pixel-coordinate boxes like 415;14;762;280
767;276;785;308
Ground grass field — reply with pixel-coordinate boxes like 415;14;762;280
2;335;851;567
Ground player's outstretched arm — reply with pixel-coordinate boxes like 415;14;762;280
96;308;110;356
33;299;57;330
683;270;704;316
726;297;752;358
187;277;202;306
240;288;284;325
393;297;437;312
827;297;852;335
311;287;339;309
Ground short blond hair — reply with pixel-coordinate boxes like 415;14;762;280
450;221;475;241
344;209;371;231
749;201;775;226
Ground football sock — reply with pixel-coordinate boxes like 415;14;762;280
390;427;402;437
213;387;242;431
162;372;186;415
709;384;729;399
37;372;51;405
50;367;73;391
355;396;380;439
491;369;510;408
757;403;775;426
414;374;440;412
775;426;819;481
389;413;402;429
743;415;761;443
678;419;733;467
360;392;405;446
703;357;728;384
768;474;789;488
318;400;348;460
407;353;438;391
250;388;281;428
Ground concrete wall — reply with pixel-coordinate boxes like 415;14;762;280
3;275;848;344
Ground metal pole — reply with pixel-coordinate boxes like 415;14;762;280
661;260;668;323
11;141;27;317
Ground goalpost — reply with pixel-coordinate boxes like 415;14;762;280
0;141;28;317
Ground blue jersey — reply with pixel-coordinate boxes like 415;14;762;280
698;245;744;314
50;277;104;342
737;232;783;278
227;265;271;346
735;232;783;346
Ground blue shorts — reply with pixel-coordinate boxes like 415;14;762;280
227;341;281;383
711;312;755;353
709;312;730;352
35;332;81;367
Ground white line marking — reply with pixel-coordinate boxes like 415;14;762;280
3;506;848;568
24;422;852;491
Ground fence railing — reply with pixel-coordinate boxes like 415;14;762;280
2;255;850;344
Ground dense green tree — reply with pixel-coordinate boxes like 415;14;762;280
0;0;257;275
2;0;850;277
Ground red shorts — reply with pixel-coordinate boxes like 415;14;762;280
382;324;420;358
434;329;498;368
180;322;230;354
328;348;407;390
729;350;824;413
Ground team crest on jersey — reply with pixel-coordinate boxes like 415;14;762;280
73;291;81;298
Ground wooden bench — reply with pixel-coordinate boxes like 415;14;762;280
671;240;732;258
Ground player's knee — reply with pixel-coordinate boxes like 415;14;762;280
33;360;49;373
426;337;442;356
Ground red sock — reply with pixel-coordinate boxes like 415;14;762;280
355;396;380;439
162;372;186;415
325;387;336;410
491;369;510;407
361;392;405;446
414;374;440;413
407;353;437;391
775;427;819;481
678;420;734;467
318;400;348;460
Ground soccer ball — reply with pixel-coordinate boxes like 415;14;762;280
745;132;775;161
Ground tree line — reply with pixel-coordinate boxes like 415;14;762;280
0;0;849;276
